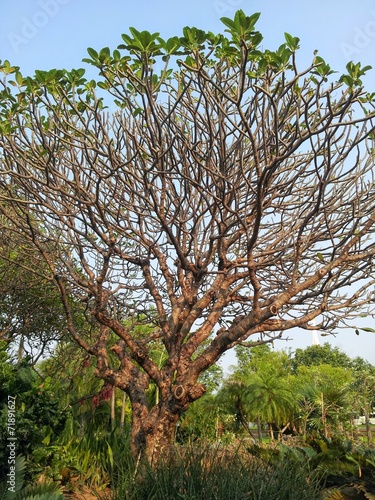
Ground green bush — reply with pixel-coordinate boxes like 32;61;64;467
248;437;375;497
0;348;69;483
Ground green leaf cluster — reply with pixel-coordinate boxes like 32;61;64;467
340;61;372;88
2;9;371;124
221;11;262;47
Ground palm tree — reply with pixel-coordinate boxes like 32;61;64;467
217;370;257;439
245;371;297;441
293;364;353;439
297;382;350;439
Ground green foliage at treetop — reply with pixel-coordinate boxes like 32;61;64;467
0;9;373;133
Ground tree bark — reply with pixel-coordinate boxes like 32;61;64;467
130;401;182;465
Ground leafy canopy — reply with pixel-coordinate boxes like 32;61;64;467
0;10;372;128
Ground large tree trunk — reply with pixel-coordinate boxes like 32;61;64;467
130;402;181;465
96;333;207;465
129;382;207;464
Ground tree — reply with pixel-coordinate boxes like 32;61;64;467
349;358;375;442
0;214;70;361
245;370;296;441
217;369;256;439
220;346;295;440
293;364;352;439
234;342;272;371
292;343;353;372
1;10;375;462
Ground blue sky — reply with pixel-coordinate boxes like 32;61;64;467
2;0;375;77
1;0;375;365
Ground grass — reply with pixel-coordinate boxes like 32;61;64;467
111;443;322;500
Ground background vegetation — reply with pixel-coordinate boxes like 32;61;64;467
1;337;375;498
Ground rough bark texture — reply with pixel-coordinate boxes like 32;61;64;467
1;15;375;460
130;403;179;463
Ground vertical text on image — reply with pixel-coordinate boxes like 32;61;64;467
7;395;17;493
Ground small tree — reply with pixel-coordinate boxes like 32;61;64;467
0;217;69;361
245;370;296;441
292;343;353;372
1;10;375;462
220;346;295;440
350;358;375;442
293;364;352;439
